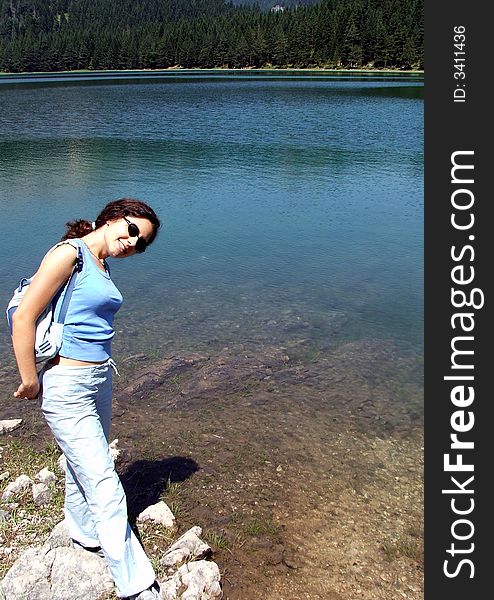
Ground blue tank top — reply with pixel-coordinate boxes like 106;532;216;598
57;239;123;362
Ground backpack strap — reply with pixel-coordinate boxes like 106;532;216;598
52;240;83;324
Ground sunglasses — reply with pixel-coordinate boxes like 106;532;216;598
123;216;148;253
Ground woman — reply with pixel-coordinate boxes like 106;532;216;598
11;198;162;600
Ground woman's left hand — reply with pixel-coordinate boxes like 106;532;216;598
14;380;40;400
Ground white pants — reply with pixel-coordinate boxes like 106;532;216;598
41;360;155;598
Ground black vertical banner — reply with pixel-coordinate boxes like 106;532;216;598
425;2;491;598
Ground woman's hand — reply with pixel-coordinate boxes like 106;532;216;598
14;380;40;400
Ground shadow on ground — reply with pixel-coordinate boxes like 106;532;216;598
120;456;199;521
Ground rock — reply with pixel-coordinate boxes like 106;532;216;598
57;454;67;474
1;516;223;600
0;518;222;600
0;545;113;600
35;467;57;486
0;509;9;523
1;474;33;501
137;501;176;529
282;317;310;332
283;555;300;569
117;354;209;405
160;526;211;569
32;483;51;506
0;420;22;435
117;349;289;409
122;353;147;363
266;545;284;565
0;547;52;598
0;472;9;482
49;547;113;600
109;439;120;463
161;560;222;600
43;520;73;552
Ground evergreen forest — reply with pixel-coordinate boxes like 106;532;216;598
0;0;424;73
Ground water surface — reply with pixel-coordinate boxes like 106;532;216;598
0;72;423;397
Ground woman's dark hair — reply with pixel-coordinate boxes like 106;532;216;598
62;198;161;244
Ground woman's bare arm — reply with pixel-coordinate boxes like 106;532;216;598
11;244;77;399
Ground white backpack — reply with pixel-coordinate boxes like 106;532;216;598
6;241;83;364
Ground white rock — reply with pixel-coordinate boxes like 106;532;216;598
43;520;73;552
0;545;113;600
169;525;202;544
35;467;57;485
160;574;180;600
181;561;222;600
0;472;9;482
2;521;112;599
57;454;67;474
160;526;211;568
160;548;190;569
109;439;121;462
161;560;222;600
0;547;52;598
32;482;51;506
1;474;33;501
49;547;113;600
0;420;22;435
137;501;176;528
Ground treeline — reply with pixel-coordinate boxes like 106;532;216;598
232;0;319;9
0;0;423;73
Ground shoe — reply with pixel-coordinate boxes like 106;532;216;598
128;582;161;600
71;539;105;559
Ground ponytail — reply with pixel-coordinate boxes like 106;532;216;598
61;219;94;241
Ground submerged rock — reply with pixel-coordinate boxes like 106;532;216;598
117;353;209;405
117;347;289;408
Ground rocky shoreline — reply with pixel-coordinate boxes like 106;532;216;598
1;519;222;600
0;439;222;600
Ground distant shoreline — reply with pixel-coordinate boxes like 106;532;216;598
0;67;424;78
